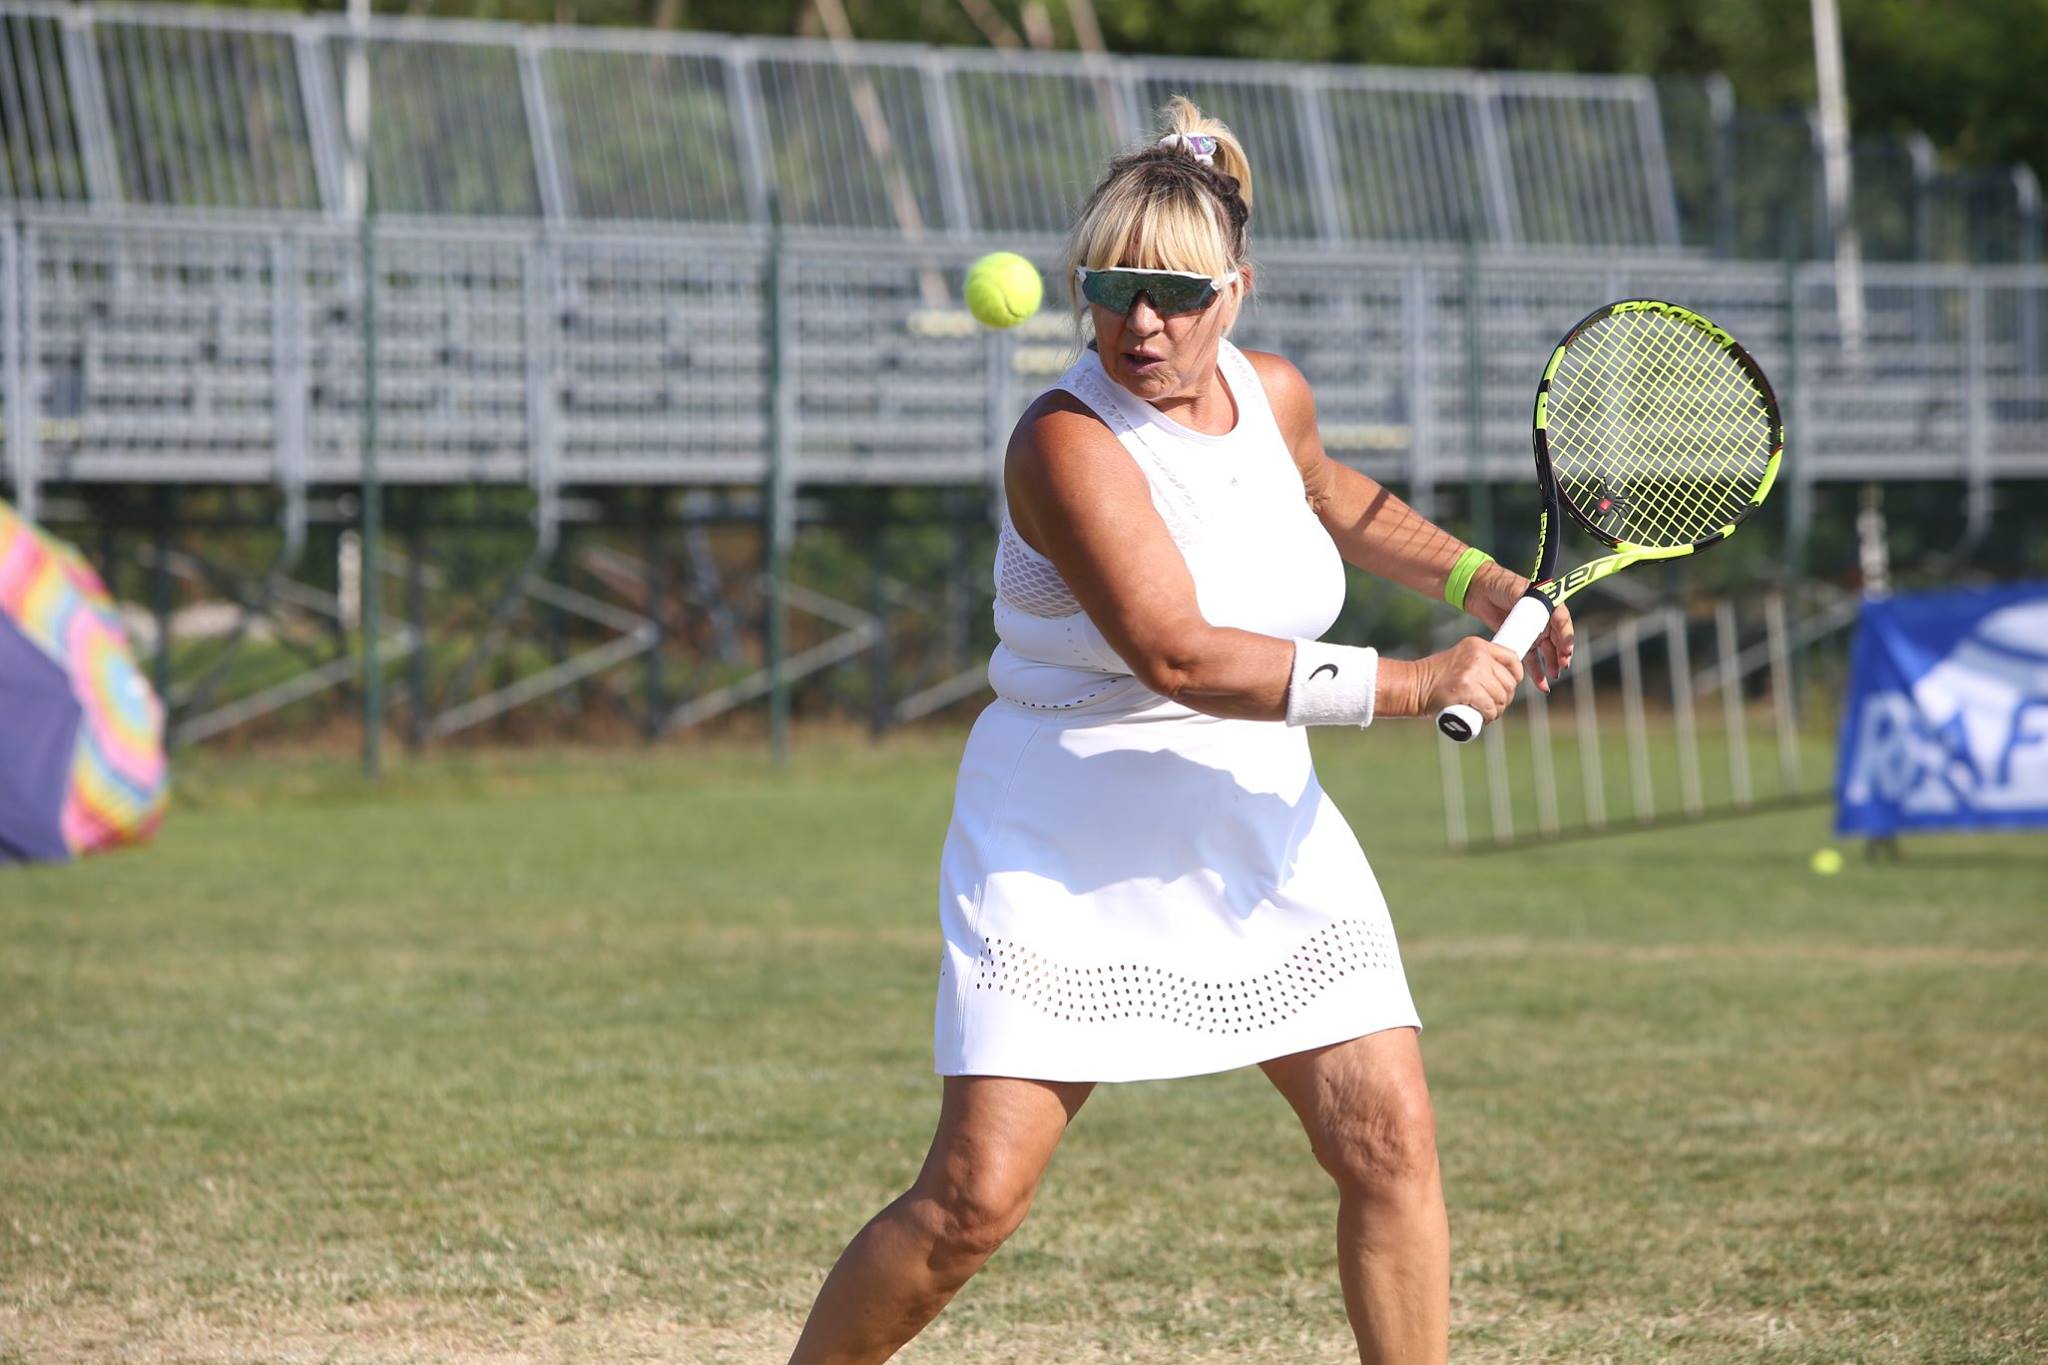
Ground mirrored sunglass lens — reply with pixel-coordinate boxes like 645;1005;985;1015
1081;272;1137;311
1084;271;1213;315
1146;277;1213;313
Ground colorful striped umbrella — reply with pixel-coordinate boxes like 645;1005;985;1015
0;500;167;863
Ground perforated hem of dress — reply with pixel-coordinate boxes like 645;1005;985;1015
971;918;1403;1035
995;516;1083;619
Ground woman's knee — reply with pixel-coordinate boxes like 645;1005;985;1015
905;1167;1036;1266
1312;1081;1440;1199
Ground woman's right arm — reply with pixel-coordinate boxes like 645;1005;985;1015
1005;395;1521;726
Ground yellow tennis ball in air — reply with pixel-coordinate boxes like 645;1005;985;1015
1810;847;1844;876
965;251;1043;329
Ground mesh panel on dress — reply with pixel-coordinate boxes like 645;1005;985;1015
997;517;1082;618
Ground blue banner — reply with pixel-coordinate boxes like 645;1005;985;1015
1835;583;2048;836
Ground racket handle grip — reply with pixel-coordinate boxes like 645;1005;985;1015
1436;593;1555;744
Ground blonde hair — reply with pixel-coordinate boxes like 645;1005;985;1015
1064;96;1254;319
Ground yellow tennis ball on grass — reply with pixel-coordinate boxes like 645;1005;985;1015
965;251;1043;329
1810;847;1844;876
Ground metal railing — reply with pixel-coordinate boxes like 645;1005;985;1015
0;2;1685;249
5;222;2044;503
0;3;2040;529
3;4;2034;262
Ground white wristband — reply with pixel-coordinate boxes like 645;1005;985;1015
1285;639;1378;728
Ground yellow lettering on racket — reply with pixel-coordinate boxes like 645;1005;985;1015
1556;557;1626;597
1610;299;1735;349
1538;553;1630;603
1540;544;1697;604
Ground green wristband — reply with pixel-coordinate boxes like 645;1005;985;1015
1443;546;1494;611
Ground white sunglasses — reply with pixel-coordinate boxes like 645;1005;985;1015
1074;266;1241;316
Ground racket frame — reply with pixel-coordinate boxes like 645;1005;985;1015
1436;299;1785;744
1529;298;1785;608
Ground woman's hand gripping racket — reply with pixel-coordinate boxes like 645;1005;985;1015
1437;299;1784;743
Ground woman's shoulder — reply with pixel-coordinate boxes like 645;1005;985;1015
1005;388;1145;536
1010;387;1114;464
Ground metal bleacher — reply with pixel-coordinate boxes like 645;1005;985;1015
0;0;2044;532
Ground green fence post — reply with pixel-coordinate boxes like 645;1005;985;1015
764;192;790;768
360;211;383;780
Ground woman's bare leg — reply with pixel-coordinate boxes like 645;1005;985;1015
786;1074;1091;1365
1261;1027;1449;1365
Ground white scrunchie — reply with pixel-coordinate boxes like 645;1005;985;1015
1156;132;1219;166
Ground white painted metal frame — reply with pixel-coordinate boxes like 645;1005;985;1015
0;0;1692;251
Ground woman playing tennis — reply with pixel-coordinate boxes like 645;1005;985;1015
788;97;1574;1365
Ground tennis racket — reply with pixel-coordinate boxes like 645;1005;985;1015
1438;299;1784;744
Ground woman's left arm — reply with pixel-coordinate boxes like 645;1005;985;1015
1245;351;1575;689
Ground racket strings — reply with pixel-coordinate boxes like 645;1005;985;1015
1552;321;1766;545
1556;325;1760;543
1546;311;1775;549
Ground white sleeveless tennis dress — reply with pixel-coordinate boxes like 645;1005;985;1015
933;339;1420;1083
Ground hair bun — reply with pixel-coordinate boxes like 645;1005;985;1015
1155;95;1254;221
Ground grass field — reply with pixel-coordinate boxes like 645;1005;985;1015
3;722;2045;1363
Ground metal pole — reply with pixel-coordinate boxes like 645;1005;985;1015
1403;266;1434;521
764;192;790;767
1462;227;1492;551
1296;74;1347;246
1620;615;1654;822
1856;483;1892;599
1572;628;1606;829
1667;608;1703;816
2015;166;2042;375
1707;74;1736;260
1716;599;1753;808
348;0;381;778
643;487;666;743
1783;240;1809;578
1811;0;1865;364
1963;279;1992;549
359;218;384;775
1482;709;1514;846
869;503;892;740
1528;683;1559;837
1766;591;1803;794
407;499;427;752
546;530;572;716
3;222;33;527
152;485;174;719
